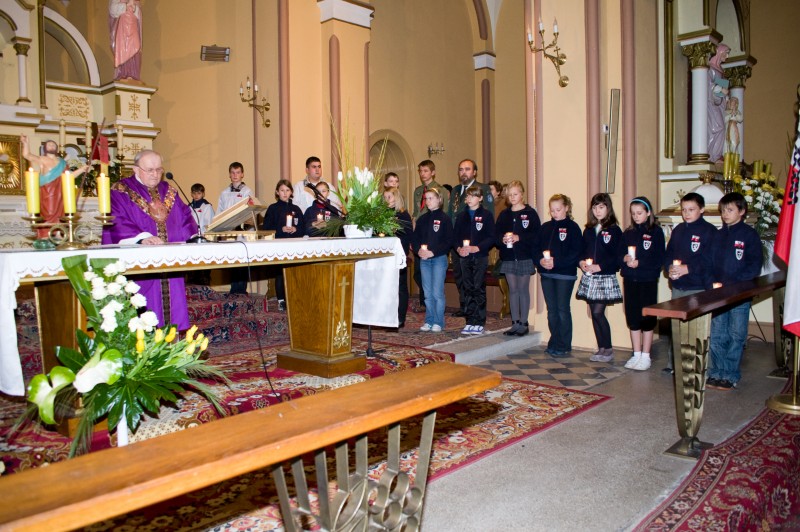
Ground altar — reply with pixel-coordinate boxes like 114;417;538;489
0;237;405;396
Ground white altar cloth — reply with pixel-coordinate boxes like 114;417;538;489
0;237;405;396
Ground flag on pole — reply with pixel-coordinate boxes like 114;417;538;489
774;106;800;336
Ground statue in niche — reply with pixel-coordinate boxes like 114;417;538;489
109;0;142;82
707;43;730;163
724;96;743;156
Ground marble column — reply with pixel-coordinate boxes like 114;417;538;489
681;41;716;165
12;40;32;104
724;63;754;159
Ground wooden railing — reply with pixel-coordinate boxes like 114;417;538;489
0;362;501;531
643;271;789;458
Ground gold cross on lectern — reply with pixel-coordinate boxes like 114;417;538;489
338;276;350;320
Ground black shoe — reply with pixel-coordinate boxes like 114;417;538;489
706;377;720;387
514;323;529;336
550;350;570;358
398;321;405;329
708;379;734;391
504;322;519;336
277;299;286;311
451;310;466;317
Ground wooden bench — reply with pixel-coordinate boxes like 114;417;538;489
0;362;500;531
643;271;788;458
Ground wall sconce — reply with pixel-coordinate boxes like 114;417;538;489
239;77;271;128
427;142;445;157
200;45;230;62
527;19;569;87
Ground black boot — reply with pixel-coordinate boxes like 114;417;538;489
515;322;529;336
504;321;519;336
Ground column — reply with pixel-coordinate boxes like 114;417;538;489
13;40;32;104
474;52;495;182
681;41;716;165
724;62;754;159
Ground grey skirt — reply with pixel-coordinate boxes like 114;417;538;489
576;273;622;302
499;259;535;276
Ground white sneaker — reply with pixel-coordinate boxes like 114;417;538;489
471;325;485;335
461;325;474;335
431;324;443;332
632;355;652;371
420;323;432;332
624;353;641;369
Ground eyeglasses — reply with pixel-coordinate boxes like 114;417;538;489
135;166;164;176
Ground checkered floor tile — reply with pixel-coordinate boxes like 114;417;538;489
476;346;634;391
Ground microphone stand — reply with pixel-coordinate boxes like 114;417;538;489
165;172;209;243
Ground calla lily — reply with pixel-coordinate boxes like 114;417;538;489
73;349;123;394
186;325;198;343
27;366;76;425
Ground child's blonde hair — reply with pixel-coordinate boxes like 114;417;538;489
549;193;573;220
384;187;407;213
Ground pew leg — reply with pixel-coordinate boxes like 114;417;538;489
666;316;714;458
498;276;510;320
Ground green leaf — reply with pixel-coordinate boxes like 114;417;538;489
56;346;86;372
61;255;99;321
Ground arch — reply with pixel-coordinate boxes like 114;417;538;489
368;129;415;202
43;7;100;86
714;0;745;54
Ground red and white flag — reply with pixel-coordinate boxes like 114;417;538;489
775;109;800;336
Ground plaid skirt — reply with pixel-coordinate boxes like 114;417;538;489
576;273;622;303
499;259;535;276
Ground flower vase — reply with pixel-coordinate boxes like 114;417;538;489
117;404;129;447
343;224;374;238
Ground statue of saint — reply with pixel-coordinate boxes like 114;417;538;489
724;96;743;156
707;43;730;163
109;0;142;82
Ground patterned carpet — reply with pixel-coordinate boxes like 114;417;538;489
635;406;800;531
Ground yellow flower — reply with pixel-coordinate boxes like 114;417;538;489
136;338;145;353
185;342;197;356
136;328;145;341
200;337;209;352
154;329;164;344
195;333;205;345
186;325;198;343
165;327;177;343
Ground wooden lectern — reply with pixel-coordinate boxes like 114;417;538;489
278;260;366;377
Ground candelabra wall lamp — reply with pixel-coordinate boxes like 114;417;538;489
427;142;445;157
240;77;271;128
527;18;569;87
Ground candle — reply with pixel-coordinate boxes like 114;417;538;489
316;213;324;222
505;232;514;248
553;18;559;34
628;246;636;260
712;282;723;289
538;19;544;32
254;83;259;93
61;171;76;214
97;173;110;214
673;259;681;266
420;244;428;251
116;125;124;159
286;214;293;227
25;167;40;214
58;119;66;149
463;240;470;248
239;84;244;95
585;258;593;266
246;78;251;90
765;162;772;176
527;31;533;43
543;250;551;260
85;121;92;156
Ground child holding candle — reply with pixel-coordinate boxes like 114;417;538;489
189;183;215;234
412;187;453;332
384;187;413;328
494;180;541;337
664;192;716;297
621;196;665;371
536;194;582;356
706;192;762;390
303;181;341;236
263;179;305;310
454;186;496;335
577;193;624;363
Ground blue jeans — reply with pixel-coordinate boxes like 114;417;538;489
708;300;751;384
541;276;575;352
420;254;448;328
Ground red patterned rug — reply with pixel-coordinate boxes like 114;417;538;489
635;407;800;531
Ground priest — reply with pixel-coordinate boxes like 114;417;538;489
102;149;197;330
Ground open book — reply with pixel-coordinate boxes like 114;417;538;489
205;196;267;232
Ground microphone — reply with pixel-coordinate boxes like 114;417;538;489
166;171;209;244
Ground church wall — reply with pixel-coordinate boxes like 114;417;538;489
634;1;660;204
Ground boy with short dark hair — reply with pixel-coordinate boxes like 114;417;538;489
664;192;716;296
706;192;762;390
190;183;215;234
453;185;495;335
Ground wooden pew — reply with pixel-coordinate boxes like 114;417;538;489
0;362;501;531
643;271;788;458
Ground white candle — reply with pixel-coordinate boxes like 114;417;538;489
673;259;681;266
85;121;92;156
585;258;593;266
538;19;544;32
239;84;244;95
712;282;723;289
505;232;514;248
286;214;293;227
628;246;636;260
25;167;40;214
420;244;428;251
527;31;533;43
553;18;559;34
463;240;470;247
316;213;324;222
58;119;66;149
543;250;551;260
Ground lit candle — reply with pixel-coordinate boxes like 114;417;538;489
25;167;40;214
527;31;533;43
97;173;110;214
239;84;244;95
116;125;124;160
585;258;593;266
58;119;66;149
505;232;514;248
673;259;681;266
420;244;428;251
712;282;723;289
543;250;551;260
61;171;76;214
553;18;559;34
538;18;544;32
628;246;636;260
316;213;324;222
286;214;293;227
463;239;470;248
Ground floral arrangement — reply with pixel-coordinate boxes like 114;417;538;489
23;255;226;456
732;163;784;238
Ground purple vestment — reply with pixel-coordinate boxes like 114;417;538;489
102;177;198;330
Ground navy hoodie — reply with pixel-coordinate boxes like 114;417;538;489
494;205;540;262
454;205;496;257
263;199;305;238
536;217;582;277
621;223;666;282
412;208;453;257
395;210;413;256
581;224;624;274
664;217;716;290
712;221;762;285
303;201;342;236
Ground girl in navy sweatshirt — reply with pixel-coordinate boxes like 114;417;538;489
263;179;306;310
536;194;582;356
384;187;413;328
412;187;454;332
495;180;541;337
577;193;624;363
621;196;665;371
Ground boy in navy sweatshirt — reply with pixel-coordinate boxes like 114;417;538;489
664;192;716;296
706;192;762;390
454;186;496;335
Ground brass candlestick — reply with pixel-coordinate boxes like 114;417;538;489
528;24;569;88
27;212;115;251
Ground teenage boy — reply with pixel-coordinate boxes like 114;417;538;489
454;186;496;335
411;160;450;309
218;162;252;212
664;192;716;297
706;192;762;390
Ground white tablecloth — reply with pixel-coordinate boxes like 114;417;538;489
0;237;405;396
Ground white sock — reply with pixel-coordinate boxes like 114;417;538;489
640;352;650;360
632;351;641;358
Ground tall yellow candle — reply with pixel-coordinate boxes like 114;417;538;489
61;171;76;214
25;167;40;214
97;173;110;213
